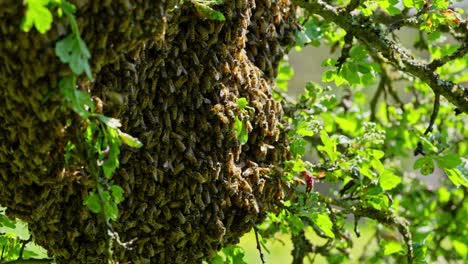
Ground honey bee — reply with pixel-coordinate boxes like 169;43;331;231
163;206;172;220
194;172;207;184
185;148;197;165
176;210;186;224
240;178;253;193
173;163;185;175
203;191;211;205
212;162;222;180
192;53;200;66
195;193;205;210
175;139;186;152
180;37;187;52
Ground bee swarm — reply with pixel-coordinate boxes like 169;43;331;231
0;0;297;263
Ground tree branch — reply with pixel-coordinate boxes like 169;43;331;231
253;225;266;264
294;0;468;114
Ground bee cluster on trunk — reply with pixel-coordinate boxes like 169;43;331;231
0;0;297;263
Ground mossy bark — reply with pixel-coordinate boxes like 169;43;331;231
0;0;297;263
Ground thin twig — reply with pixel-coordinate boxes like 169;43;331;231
253;225;266;264
336;33;354;72
370;77;385;122
424;93;441;135
17;238;31;260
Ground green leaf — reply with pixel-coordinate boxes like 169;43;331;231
59;76;94;118
322;70;336;82
83;192;101;213
102;127;121;179
234;116;248;145
318;130;339;162
452;239;468;258
418;136;438;153
95;115;121;128
402;0;424;8
21;0;53;34
350;45;368;60
276;60;294;91
444;168;468;188
192;1;225;21
55;34;93;80
118;130;143;148
64;141;76;165
335;116;357;134
414;156;435;175
100;191;119;221
290;158;305;173
380;171;401;190
380;240;404;255
296;120;317;137
237;98;248;110
210;255;224;264
369;149;385;160
312;213;335;238
341;63;360;85
222;245;247;264
295;30;311;47
413;239;428;264
59;0;76;15
366;186;389;210
110;185;125;204
0;213;16;229
290;138;306;158
434;154;462;169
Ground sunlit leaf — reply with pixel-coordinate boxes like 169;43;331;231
21;0;53;34
380;171;401;190
312;213;335;238
110;185;125;204
56;34;92;80
414;156;435;175
380;240;404;255
83;192;101;213
444;168;468;188
118;130;143;148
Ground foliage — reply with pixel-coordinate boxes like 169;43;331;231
4;0;468;263
190;0;226;21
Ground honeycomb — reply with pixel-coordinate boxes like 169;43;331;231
0;0;297;263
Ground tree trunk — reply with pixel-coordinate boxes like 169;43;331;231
0;0;297;263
